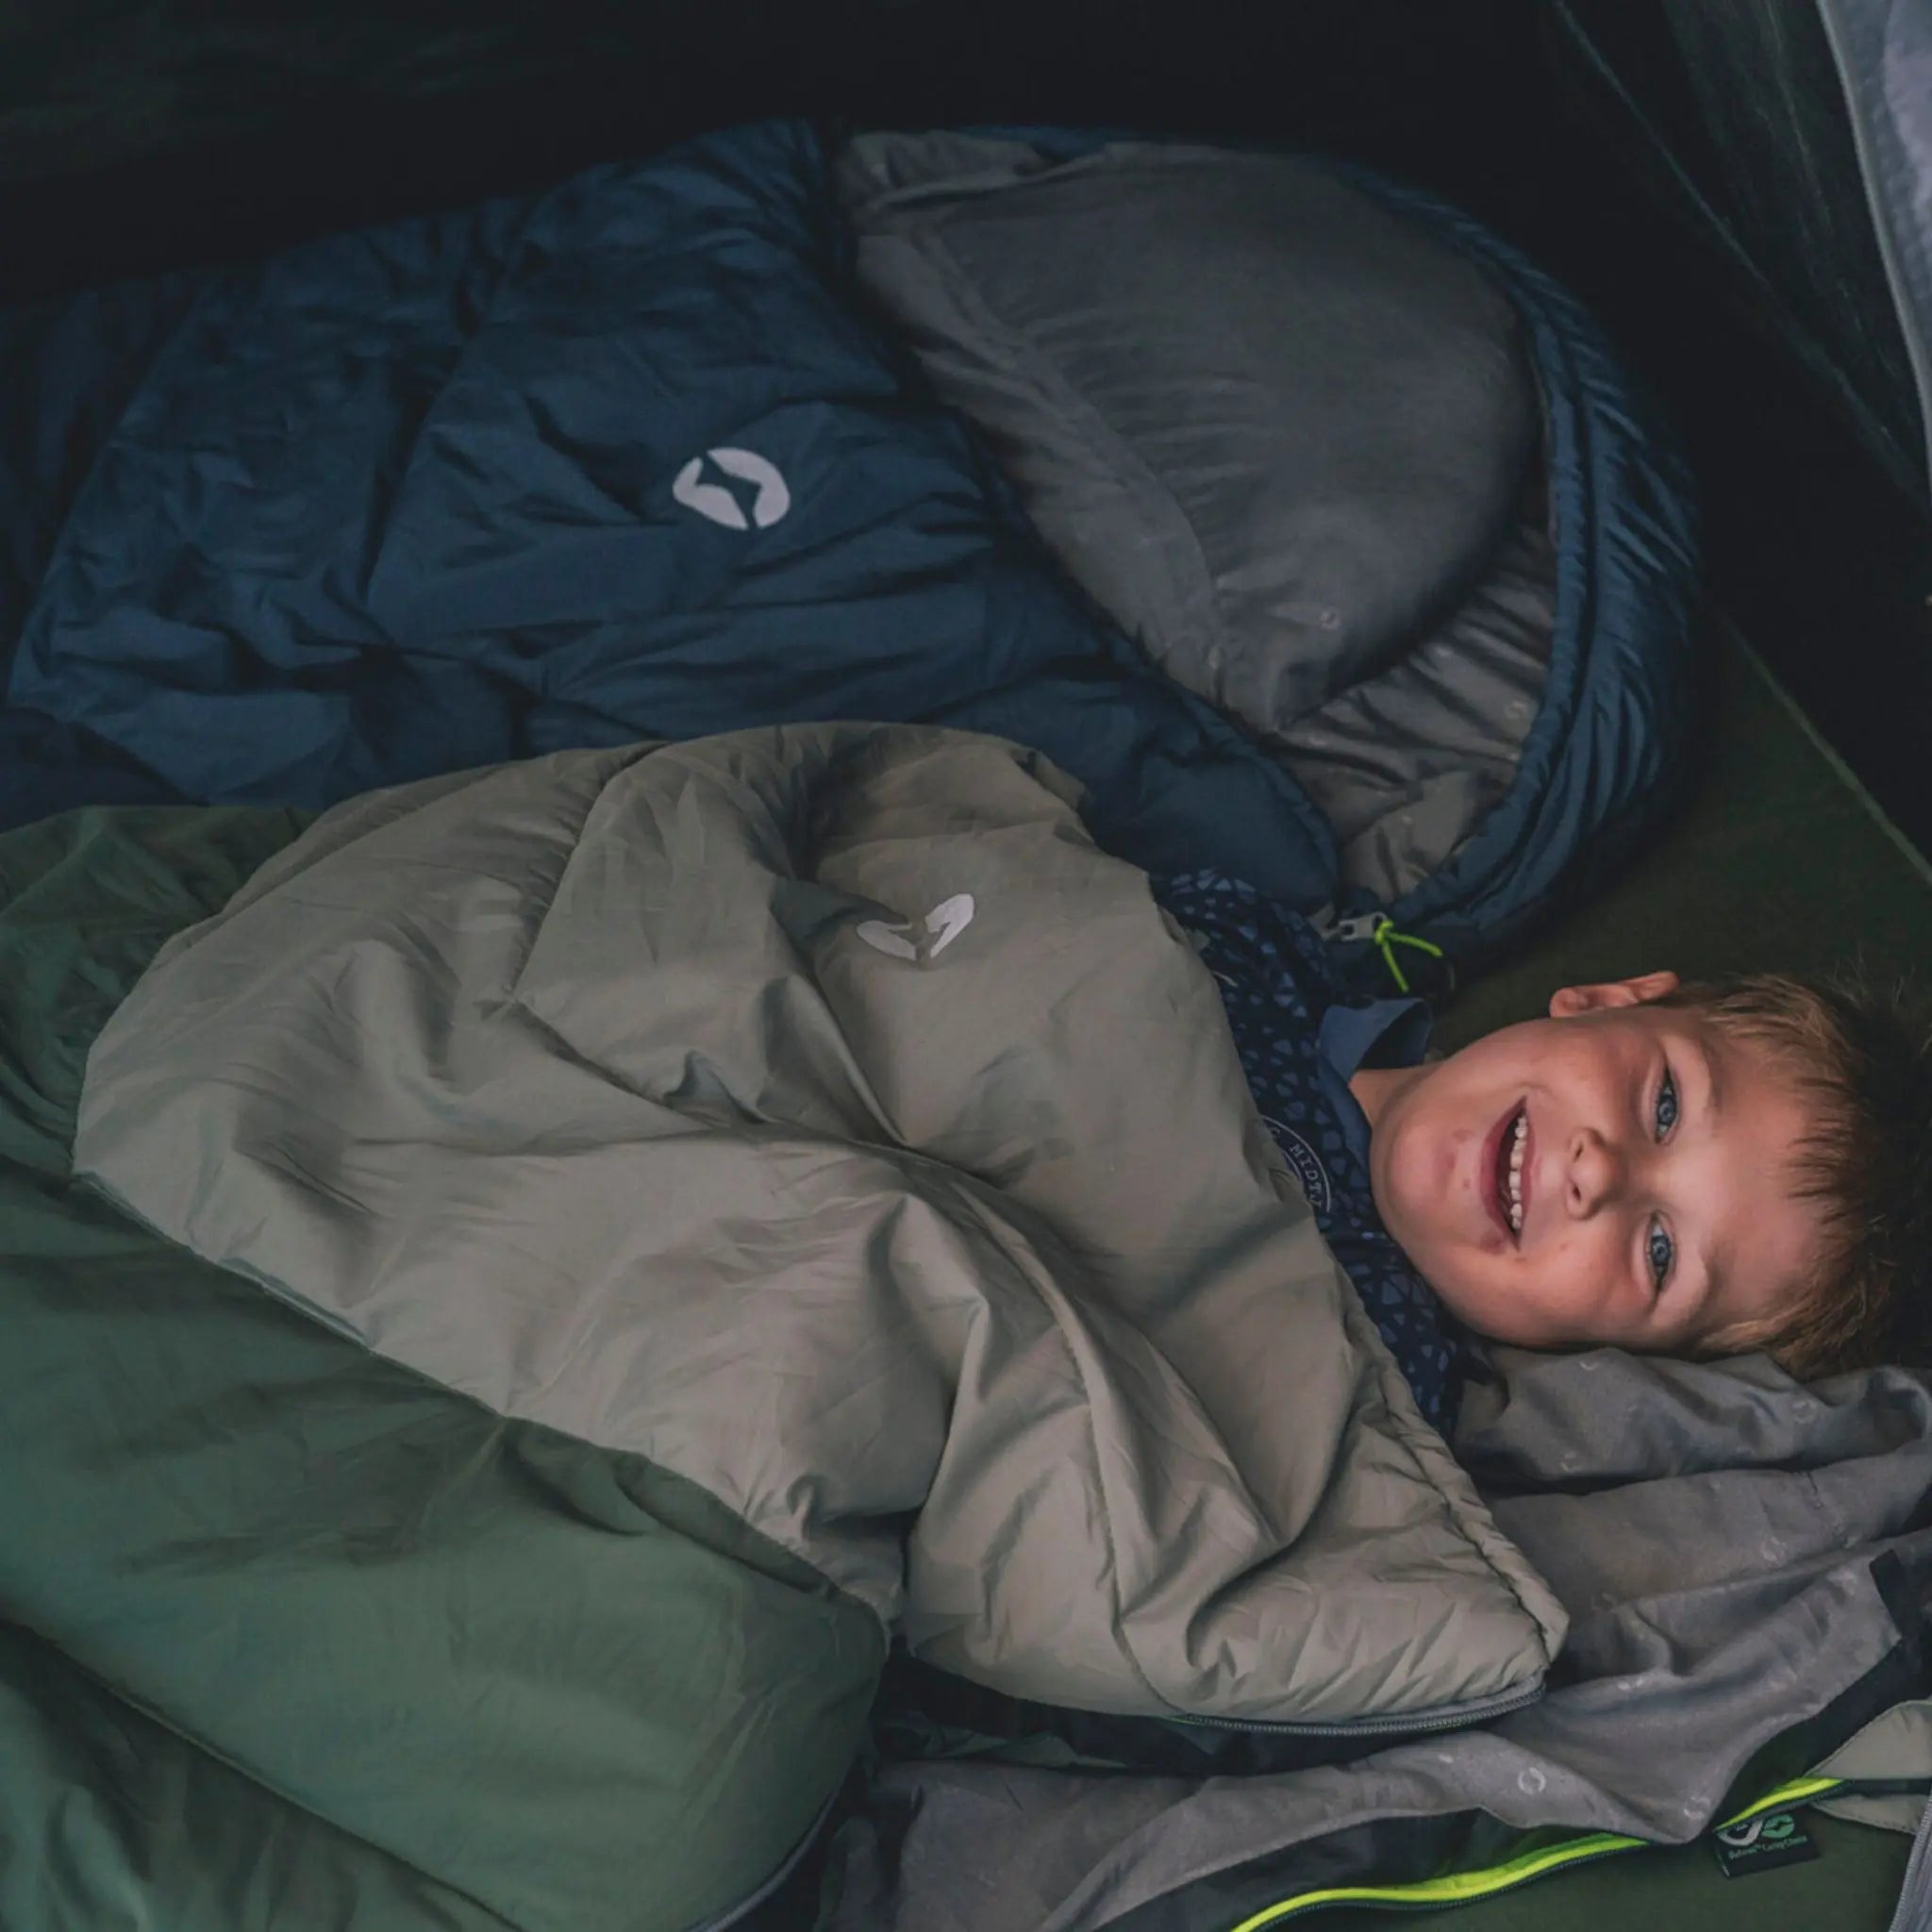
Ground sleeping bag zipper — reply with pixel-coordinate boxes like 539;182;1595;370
1173;1774;1932;1931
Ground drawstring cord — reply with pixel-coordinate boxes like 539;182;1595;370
1369;915;1445;994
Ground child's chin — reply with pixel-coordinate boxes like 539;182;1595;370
1399;1244;1503;1329
1377;1162;1454;1265
1418;1268;1479;1327
1380;1212;1457;1307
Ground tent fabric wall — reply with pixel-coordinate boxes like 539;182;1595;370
1816;0;1932;496
1551;0;1928;498
1531;0;1932;881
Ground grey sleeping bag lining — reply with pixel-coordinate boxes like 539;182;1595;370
836;130;1557;906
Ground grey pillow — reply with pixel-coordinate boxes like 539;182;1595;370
836;131;1540;747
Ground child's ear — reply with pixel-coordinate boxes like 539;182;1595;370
1548;971;1680;1018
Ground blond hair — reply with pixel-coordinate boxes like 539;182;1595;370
1658;973;1932;1377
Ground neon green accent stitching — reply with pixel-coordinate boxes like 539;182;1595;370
1221;1776;1846;1930
1716;1775;1845;1826
1370;915;1445;994
1222;1835;1644;1931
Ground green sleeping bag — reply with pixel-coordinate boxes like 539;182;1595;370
0;800;880;1932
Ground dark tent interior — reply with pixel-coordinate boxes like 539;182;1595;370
3;5;1931;1930
5;0;1928;1026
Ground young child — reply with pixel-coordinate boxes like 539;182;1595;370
1158;869;1932;1431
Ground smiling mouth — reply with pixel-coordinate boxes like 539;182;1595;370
1486;1103;1529;1243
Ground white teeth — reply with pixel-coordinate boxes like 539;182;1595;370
1504;1113;1526;1235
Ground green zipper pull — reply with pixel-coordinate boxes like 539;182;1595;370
1370;915;1445;994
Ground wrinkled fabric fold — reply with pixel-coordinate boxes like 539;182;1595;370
76;724;1563;1724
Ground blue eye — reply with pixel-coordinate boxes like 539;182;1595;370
1654;1067;1679;1138
1647;1219;1674;1290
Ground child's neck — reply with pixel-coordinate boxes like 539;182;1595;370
1348;1062;1428;1134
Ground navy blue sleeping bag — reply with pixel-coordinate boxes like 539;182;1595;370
0;117;1697;980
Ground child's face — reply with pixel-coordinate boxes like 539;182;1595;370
1360;974;1824;1356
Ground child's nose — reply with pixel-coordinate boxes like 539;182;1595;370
1566;1126;1625;1215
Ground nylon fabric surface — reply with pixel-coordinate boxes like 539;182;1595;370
835;130;1553;911
0;117;1698;981
833;125;1699;970
0;118;1338;916
9;773;1931;1932
0;801;884;1932
75;724;1565;1729
820;1348;1932;1930
835;133;1541;741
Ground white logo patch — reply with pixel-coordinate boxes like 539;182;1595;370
856;894;975;963
1716;1818;1790;1850
672;446;791;529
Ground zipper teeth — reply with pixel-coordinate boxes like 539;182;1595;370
1169;1677;1544;1739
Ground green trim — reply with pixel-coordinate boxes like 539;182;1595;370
1222;1776;1847;1929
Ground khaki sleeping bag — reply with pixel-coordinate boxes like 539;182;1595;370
74;724;1563;1732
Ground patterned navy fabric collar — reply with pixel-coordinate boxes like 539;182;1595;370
1155;869;1466;1431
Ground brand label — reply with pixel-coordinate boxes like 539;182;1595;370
672;447;791;529
1710;1811;1820;1879
856;894;976;963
